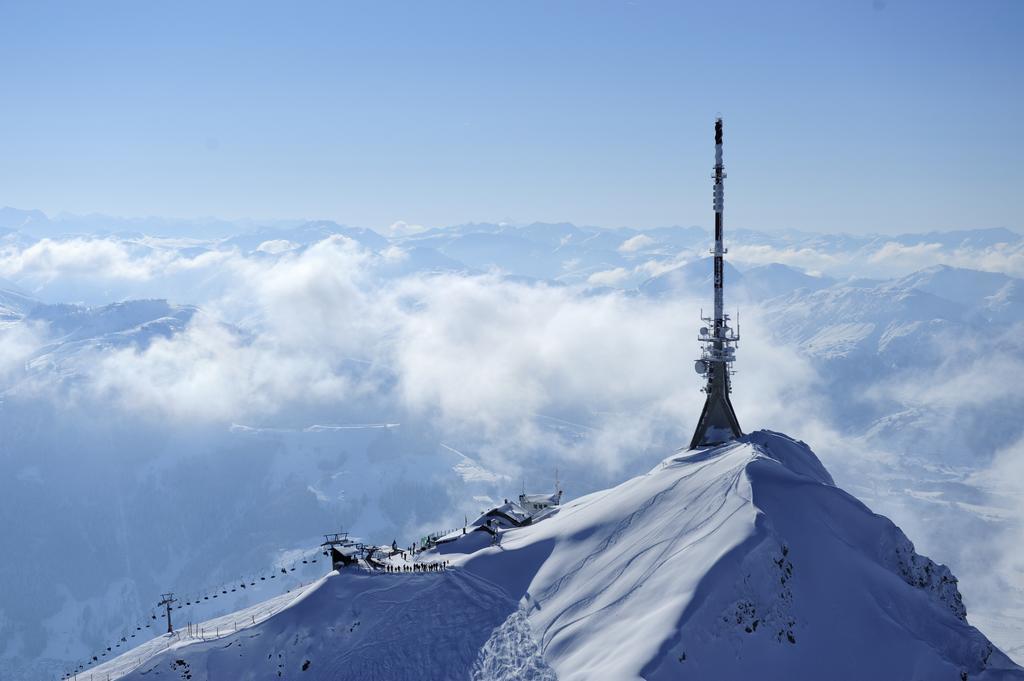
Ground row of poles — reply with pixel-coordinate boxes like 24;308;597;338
59;544;327;680
60;527;460;680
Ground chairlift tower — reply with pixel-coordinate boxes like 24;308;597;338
157;593;176;634
690;118;743;449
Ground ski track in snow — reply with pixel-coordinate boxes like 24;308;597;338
537;451;749;651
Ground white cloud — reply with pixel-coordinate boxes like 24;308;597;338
0;238;158;282
8;234;820;478
256;239;299;254
381;245;409;263
636;255;692;279
618;234;655;253
586;268;631;287
730;243;845;275
0;322;43;381
2;230;1014;485
385;220;427;237
891;241;1024;278
731;240;1024;280
0;236;237;303
87;314;359;421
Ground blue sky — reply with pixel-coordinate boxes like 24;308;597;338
0;0;1020;233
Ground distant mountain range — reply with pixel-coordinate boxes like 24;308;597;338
1;211;1023;677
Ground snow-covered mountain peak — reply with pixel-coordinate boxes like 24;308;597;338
736;429;835;486
892;264;1019;310
95;430;1021;681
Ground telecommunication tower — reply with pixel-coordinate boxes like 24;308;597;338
689;118;743;449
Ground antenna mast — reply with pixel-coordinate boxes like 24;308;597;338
689;118;743;448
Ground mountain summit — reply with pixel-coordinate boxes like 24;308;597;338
94;431;1022;680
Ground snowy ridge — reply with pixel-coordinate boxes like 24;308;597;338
95;431;1021;680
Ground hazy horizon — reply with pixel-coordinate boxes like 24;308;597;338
2;203;1021;239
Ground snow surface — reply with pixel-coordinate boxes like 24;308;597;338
95;431;1021;680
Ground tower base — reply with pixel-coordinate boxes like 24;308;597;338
689;367;742;449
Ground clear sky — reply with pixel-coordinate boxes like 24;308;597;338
0;0;1021;234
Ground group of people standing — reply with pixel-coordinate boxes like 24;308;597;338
383;560;450;573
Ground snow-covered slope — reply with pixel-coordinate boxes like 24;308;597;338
766;282;966;361
97;431;1021;681
893;265;1014;310
739;263;834;300
0;280;38;320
